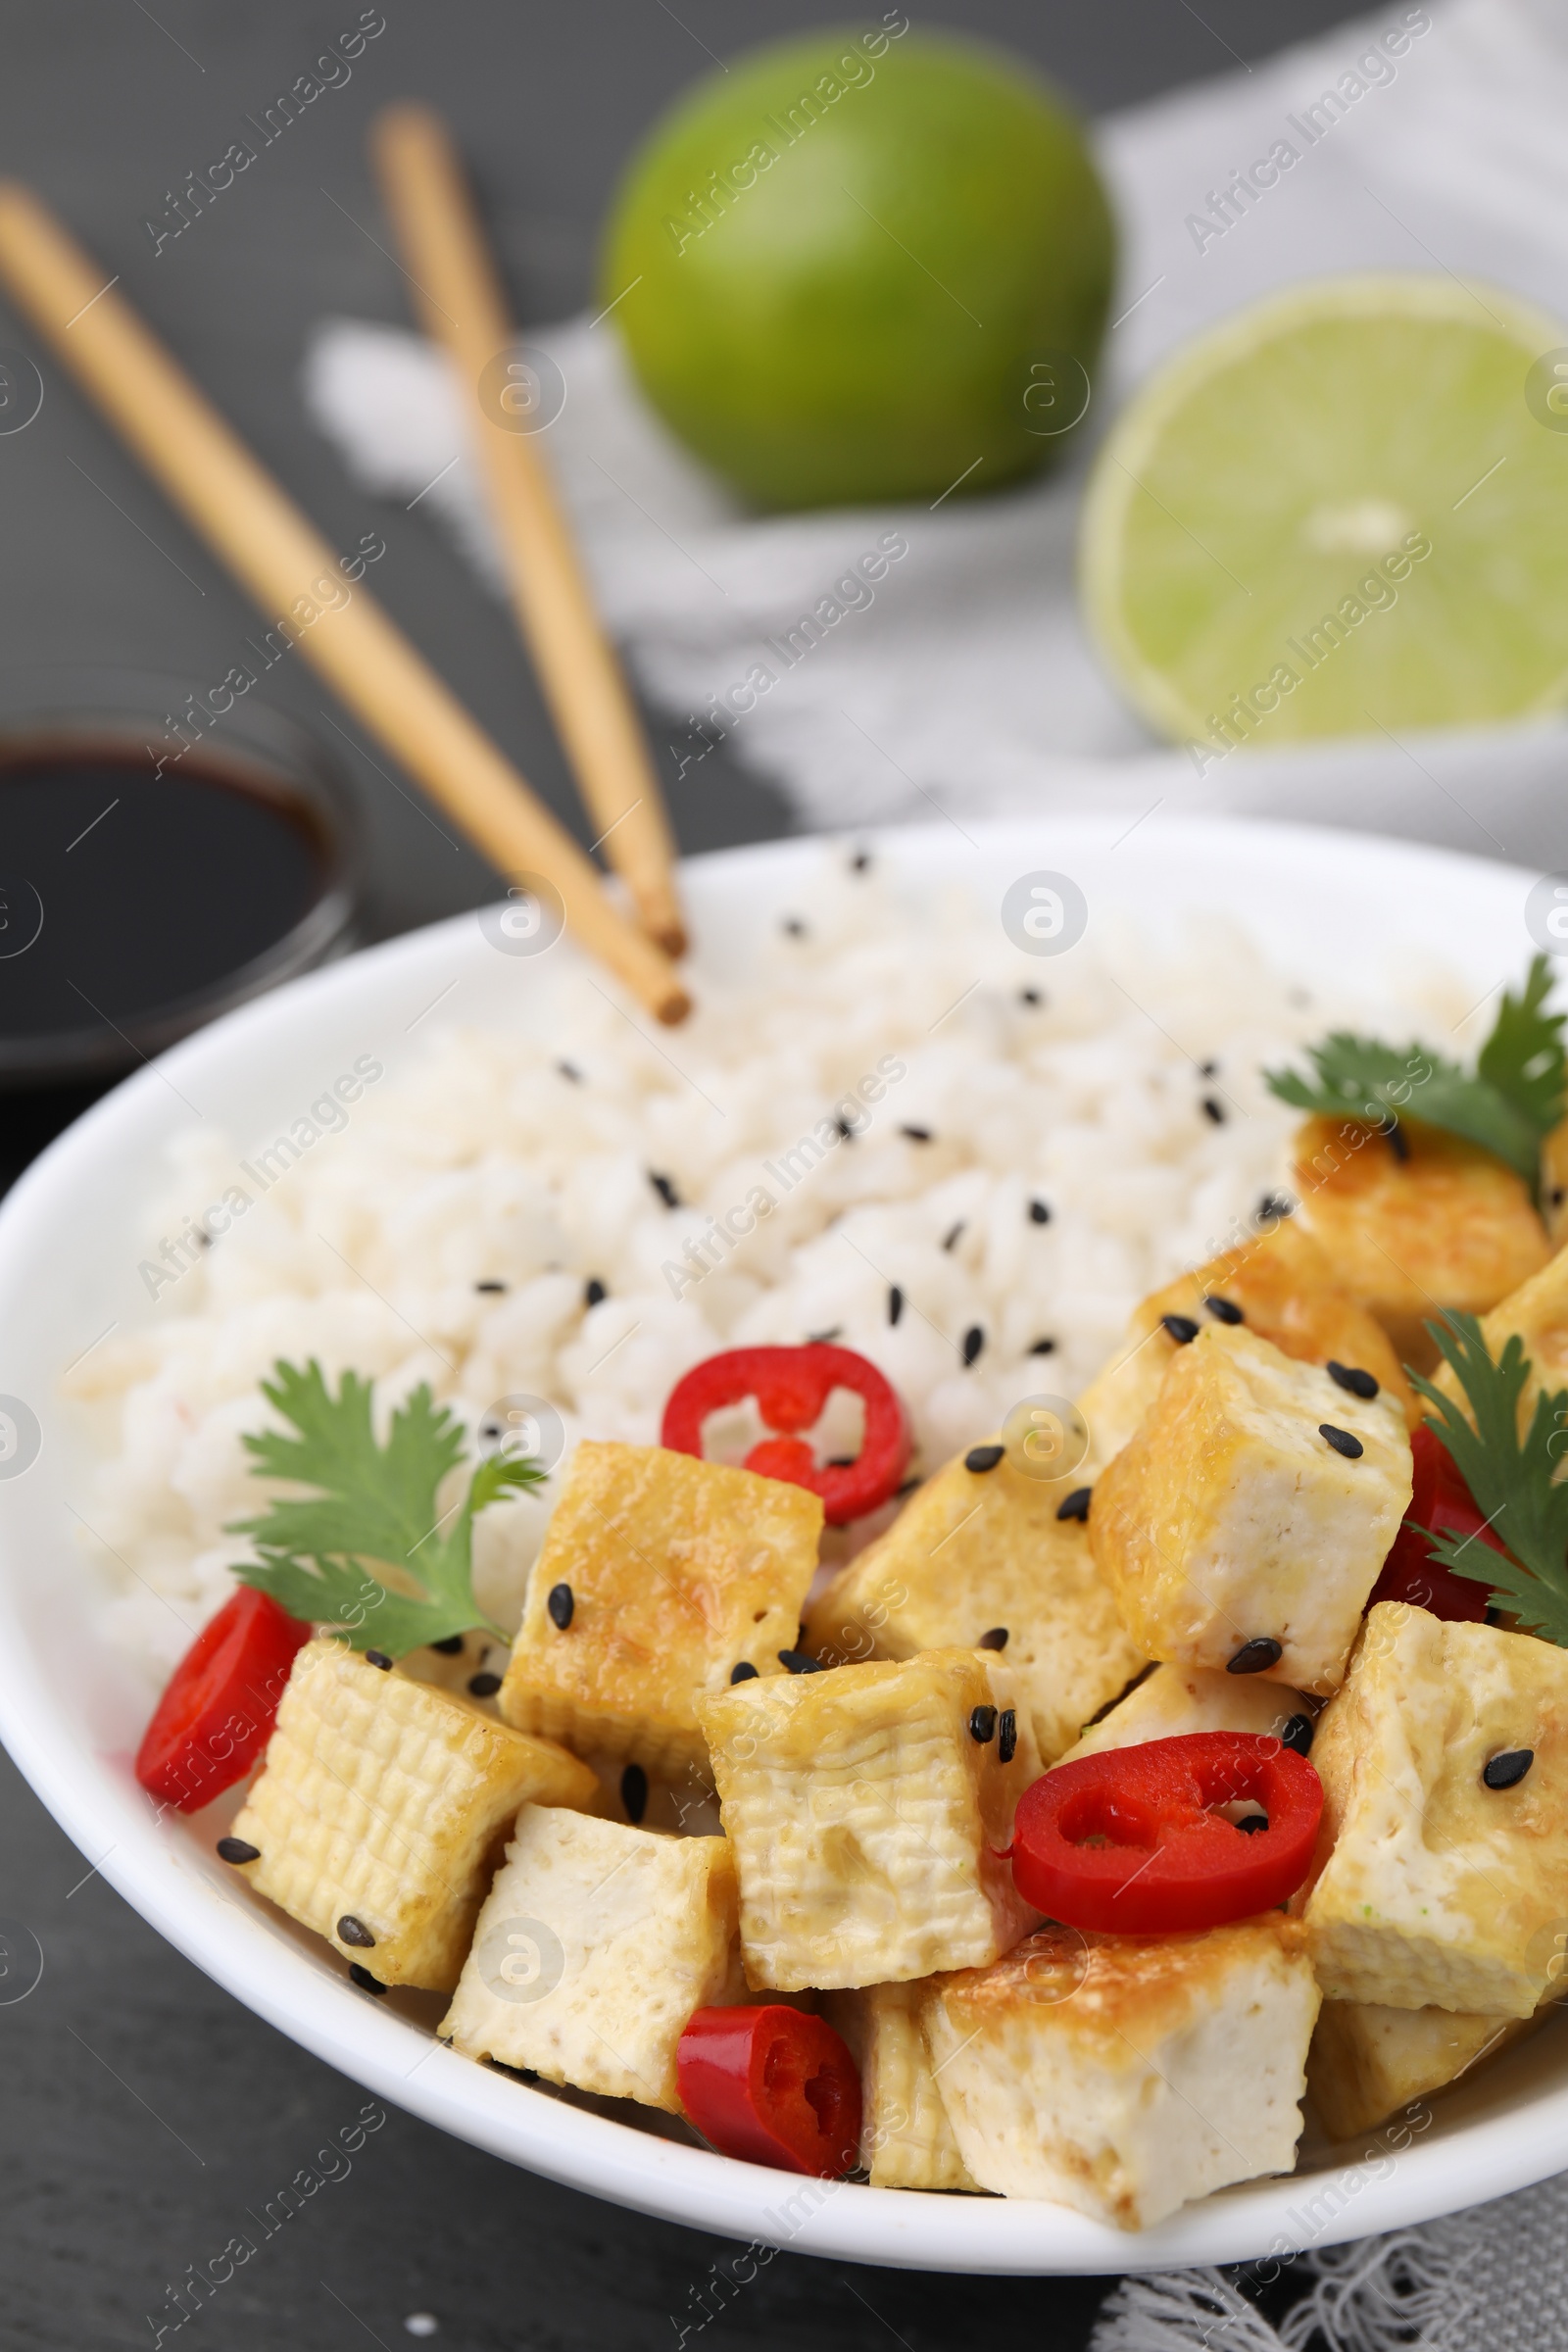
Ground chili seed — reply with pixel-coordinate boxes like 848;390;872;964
1056;1487;1091;1523
474;1280;507;1294
217;1838;259;1865
1028;1337;1056;1355
1227;1637;1283;1675
349;1963;386;1995
968;1705;998;1743
778;1649;823;1674
730;1661;760;1683
1201;1097;1226;1125
366;1650;393;1672
1204;1296;1244;1325
944;1221;966;1253
1028;1200;1051;1225
961;1326;984;1366
1327;1361;1379;1400
889;1286;905;1326
429;1634;465;1655
1235;1814;1268;1836
1483;1748;1534;1790
621;1763;649;1823
1320;1424;1364;1459
1279;1713;1314;1756
978;1627;1008;1650
649;1170;680;1208
965;1444;1005;1474
468;1672;502;1698
998;1708;1017;1763
337;1915;375;1948
1257;1193;1294;1224
547;1583;574;1630
901;1125;933;1143
584;1277;607;1307
1161;1314;1200;1345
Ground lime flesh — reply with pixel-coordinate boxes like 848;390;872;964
1079;275;1568;755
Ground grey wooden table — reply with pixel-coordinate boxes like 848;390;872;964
0;5;1366;2342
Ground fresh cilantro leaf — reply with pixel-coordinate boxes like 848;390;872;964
1408;1314;1568;1646
227;1358;543;1654
1478;954;1568;1143
1264;1026;1543;1186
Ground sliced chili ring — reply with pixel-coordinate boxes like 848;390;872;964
1365;1423;1495;1623
661;1343;910;1525
134;1586;312;1812
676;2004;861;2177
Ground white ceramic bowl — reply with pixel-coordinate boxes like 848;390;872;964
0;815;1563;2276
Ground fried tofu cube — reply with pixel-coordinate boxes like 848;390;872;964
440;1804;738;2111
806;1448;1146;1765
819;1981;979;2191
1307;1998;1526;2140
1303;1603;1568;2016
1294;1114;1549;1370
1077;1217;1417;1462
699;1652;1042;1992
1054;1662;1311;1769
1090;1324;1410;1696
922;1918;1318;2228
230;1639;598;1992
1429;1238;1568;1438
498;1441;822;1778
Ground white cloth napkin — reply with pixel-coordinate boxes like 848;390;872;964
304;0;1568;871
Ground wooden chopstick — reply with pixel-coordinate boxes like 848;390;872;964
370;104;687;959
0;181;690;1025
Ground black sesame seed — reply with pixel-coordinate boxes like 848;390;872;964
1018;988;1042;1006
1235;1814;1268;1836
782;916;808;938
474;1280;507;1294
901;1125;933;1144
1056;1487;1091;1524
1204;1296;1244;1326
349;1963;386;1995
649;1170;680;1209
778;1648;823;1674
1483;1747;1534;1790
1553;1188;1566;1209
968;1705;998;1743
621;1763;649;1823
1320;1423;1364;1459
1028;1337;1056;1356
1327;1361;1379;1400
429;1634;465;1655
1161;1313;1200;1346
467;1672;502;1698
547;1583;574;1630
1028;1199;1052;1225
337;1914;375;1948
1257;1193;1294;1225
584;1277;608;1307
998;1708;1017;1764
978;1627;1009;1651
807;1326;844;1344
217;1837;259;1865
1279;1713;1315;1757
965;1444;1005;1474
730;1661;760;1684
557;1059;583;1083
1386;1120;1409;1163
1227;1637;1284;1675
961;1325;984;1367
835;1118;857;1143
365;1650;393;1672
1201;1097;1226;1125
943;1221;966;1253
889;1285;905;1327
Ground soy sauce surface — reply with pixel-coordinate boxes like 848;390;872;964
0;748;326;1046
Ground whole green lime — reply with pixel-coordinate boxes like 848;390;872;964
600;26;1116;511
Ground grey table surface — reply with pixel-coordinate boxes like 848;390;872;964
0;5;1369;2344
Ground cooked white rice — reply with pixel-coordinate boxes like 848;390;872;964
71;847;1468;1691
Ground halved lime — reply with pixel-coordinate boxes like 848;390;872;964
1080;274;1568;757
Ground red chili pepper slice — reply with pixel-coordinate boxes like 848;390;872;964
661;1343;910;1526
1366;1423;1497;1623
134;1587;312;1813
676;2004;862;2177
1010;1732;1323;1935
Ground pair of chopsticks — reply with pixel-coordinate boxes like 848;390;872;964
0;109;690;1023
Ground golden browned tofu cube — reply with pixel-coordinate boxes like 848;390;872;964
819;1981;979;2190
1429;1238;1568;1438
1090;1325;1410;1696
440;1804;738;2110
1303;1603;1568;2016
498;1441;821;1777
1308;1997;1525;2140
922;1918;1318;2228
230;1640;598;1992
1294;1114;1549;1370
806;1447;1145;1764
1054;1662;1310;1769
1077;1217;1416;1461
699;1651;1042;1992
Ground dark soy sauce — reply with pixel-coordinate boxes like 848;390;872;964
0;743;328;1061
